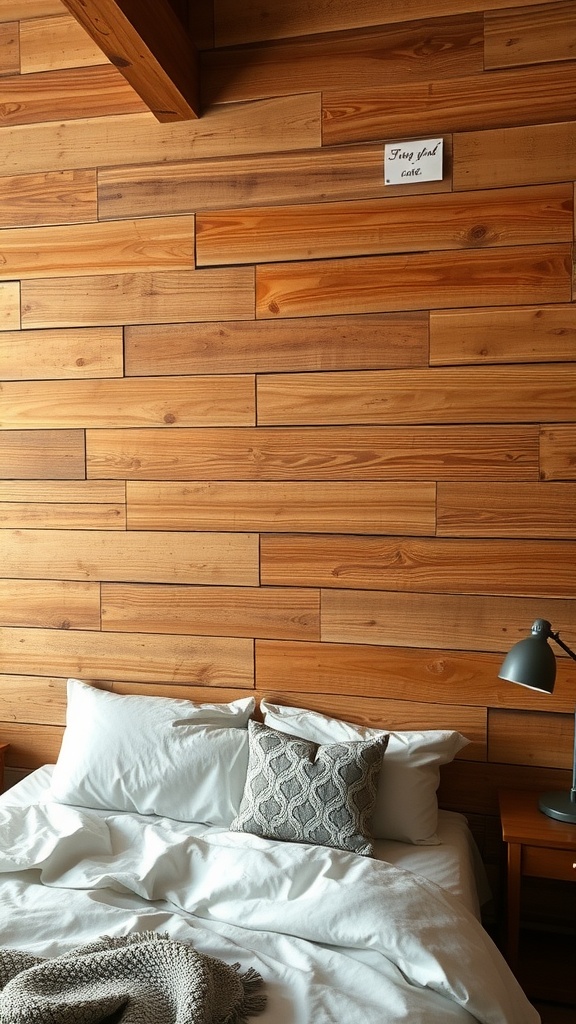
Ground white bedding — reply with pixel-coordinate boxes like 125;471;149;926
0;768;539;1024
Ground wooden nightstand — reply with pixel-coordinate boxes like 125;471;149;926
499;789;576;970
0;744;7;793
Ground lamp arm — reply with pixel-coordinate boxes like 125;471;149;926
549;630;576;662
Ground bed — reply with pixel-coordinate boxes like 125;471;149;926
0;679;540;1023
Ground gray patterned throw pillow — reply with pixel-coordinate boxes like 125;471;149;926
229;720;389;856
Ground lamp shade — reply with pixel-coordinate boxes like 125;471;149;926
498;619;556;694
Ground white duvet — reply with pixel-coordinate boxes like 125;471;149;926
0;799;539;1024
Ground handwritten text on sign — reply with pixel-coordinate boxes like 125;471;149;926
384;138;443;185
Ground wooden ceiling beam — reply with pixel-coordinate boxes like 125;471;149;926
60;0;200;121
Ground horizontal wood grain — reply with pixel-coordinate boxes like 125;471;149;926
124;313;427;376
1;722;64;769
453;121;576;190
0;20;18;75
540;426;576;480
437;482;576;538
0;529;259;585
101;583;319;640
430;304;576;365
20;13;106;72
256;245;572;319
0;581;100;630
256;365;576;426
488;708;575;770
0;376;255;428
438;760;572;815
0;501;125;530
0;675;69;726
484;1;576;70
0;429;84;479
0;481;125;501
320;589;576;656
125;480;436;535
260;534;576;598
0;216;195;279
0;626;254;686
322;62;576;145
86;424;538;482
0;64;146;127
0;282;19;330
0;169;97;228
0;327;123;379
21;268;255;328
0;1;65;21
197;184;573;266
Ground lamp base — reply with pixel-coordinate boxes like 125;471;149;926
538;790;576;824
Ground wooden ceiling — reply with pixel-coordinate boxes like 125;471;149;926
60;0;200;120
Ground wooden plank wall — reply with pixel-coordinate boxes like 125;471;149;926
1;0;575;908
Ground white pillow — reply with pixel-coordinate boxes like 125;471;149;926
260;700;469;844
49;679;254;824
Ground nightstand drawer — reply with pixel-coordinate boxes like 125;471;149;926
523;845;576;882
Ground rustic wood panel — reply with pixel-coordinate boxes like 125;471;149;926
255;245;572;319
0;429;84;479
0;327;123;379
0;581;100;630
255;640;576;713
2;97;321;177
101;583;319;640
320;590;576;655
124;314;427;376
0;676;69;726
20;13;106;72
540;426;576;480
484;1;576;70
126;480;436;535
0;481;125;501
260;535;576;598
0;282;19;330
0;626;255;686
203;15;483;105
21;268;255;328
0;64;145;127
0;170;97;228
0;501;125;530
0;376;255;428
0;529;259;585
430;304;576;365
322;63;576;145
86;425;538;482
256;365;576;426
1;722;64;769
488;708;574;770
197;184;573;266
438;760;571;815
98;143;452;222
0;20;18;75
453;121;576;190
437;482;576;538
0;1;64;20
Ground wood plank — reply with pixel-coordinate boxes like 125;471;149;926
256;365;576;426
453;121;576;190
60;0;200;121
430;305;576;365
98;142;452;222
0;282;19;330
484;1;576;70
202;14;483;105
20;13;107;72
540;425;576;480
0;216;195;279
197;184;573;266
21;268;255;328
0;169;97;229
260;534;576;598
255;245;572;319
1;97;321;177
0;376;255;428
0;481;125;501
0;20;18;75
0;676;69;726
0;626;254;687
86;425;538;482
322;63;576;146
0;65;146;127
124;314;428;376
438;759;571;815
255;640;576;712
0;582;100;630
0;327;123;380
101;583;320;641
0;722;64;769
0;429;84;479
437;482;576;538
320;590;576;656
0;1;64;20
213;0;557;46
0;502;125;530
126;480;436;535
488;708;574;770
0;529;259;585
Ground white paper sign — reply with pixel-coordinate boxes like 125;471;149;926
384;138;443;185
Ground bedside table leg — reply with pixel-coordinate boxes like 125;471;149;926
506;842;521;969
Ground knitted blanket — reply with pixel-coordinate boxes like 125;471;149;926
0;932;265;1024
